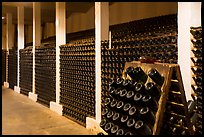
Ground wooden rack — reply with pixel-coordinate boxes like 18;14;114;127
121;61;194;135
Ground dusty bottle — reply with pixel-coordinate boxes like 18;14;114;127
139;107;155;127
127;118;136;128
145;82;161;101
116;100;124;113
123;103;132;114
126;90;135;102
119;89;128;100
135;82;147;95
133;92;143;105
116;128;124;135
110;124;119;135
128;106;138;117
134;120;152;135
142;94;158;112
100;118;107;129
126;66;147;83
104;122;114;134
112;112;121;125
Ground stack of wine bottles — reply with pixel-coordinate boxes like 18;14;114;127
2;50;7;85
35;44;56;107
8;48;17;89
19;46;33;96
111;14;177;41
190;26;202;135
101;14;178;109
60;39;95;126
100;65;165;135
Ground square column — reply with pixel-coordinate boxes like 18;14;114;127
29;2;41;102
86;2;109;134
4;13;13;88
14;6;24;94
178;2;202;101
50;2;66;116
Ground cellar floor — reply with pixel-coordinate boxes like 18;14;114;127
2;86;95;135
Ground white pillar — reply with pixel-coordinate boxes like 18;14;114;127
86;2;109;134
15;6;24;93
178;2;201;101
190;2;202;27
4;13;13;88
95;2;109;123
29;2;41;102
50;2;66;115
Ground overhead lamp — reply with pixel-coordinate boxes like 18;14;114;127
2;17;5;19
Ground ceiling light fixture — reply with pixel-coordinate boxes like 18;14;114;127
2;17;5;19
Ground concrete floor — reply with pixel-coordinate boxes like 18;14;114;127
2;86;95;135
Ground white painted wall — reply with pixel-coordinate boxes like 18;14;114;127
26;25;33;43
43;22;55;39
109;2;177;25
2;24;7;50
2;23;15;49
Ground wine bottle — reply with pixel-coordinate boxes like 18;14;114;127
102;107;110;117
190;27;202;39
100;118;107;129
120;114;129;125
109;98;118;111
142;94;158;112
190;112;198;125
116;128;124;135
191;85;202;94
133;93;143;105
126;66;135;79
124;131;134;135
192;76;202;86
116;77;124;88
126;66;147;83
191;38;202;48
106;110;115;120
134;120;152;135
119;89;128;100
126;90;135;101
109;78;117;89
122;79;133;90
187;100;197;117
110;89;121;100
135;82;147;95
139;107;155;127
135;67;148;83
192;48;202;57
123;103;132;114
104;97;112;106
191;67;202;76
104;122;114;134
110;124;119;135
148;68;164;86
112;112;121;125
127;118;136;128
145;82;161;100
128;106;138;117
191;57;202;66
116;100;124;112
